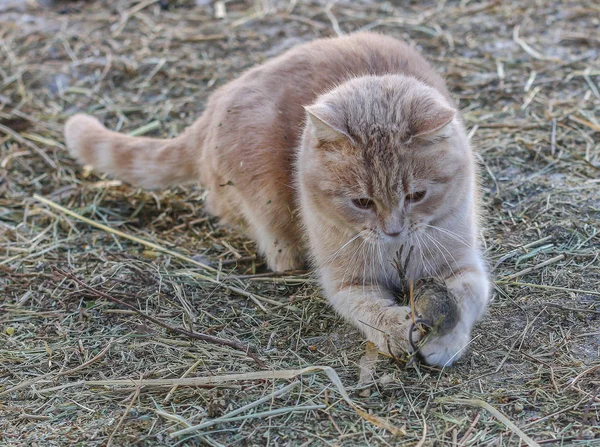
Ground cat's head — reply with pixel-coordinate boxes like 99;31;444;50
299;75;473;243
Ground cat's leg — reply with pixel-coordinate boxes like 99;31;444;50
237;200;305;273
253;221;304;273
326;284;418;357
205;177;304;272
417;250;490;366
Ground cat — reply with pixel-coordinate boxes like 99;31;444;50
65;32;490;366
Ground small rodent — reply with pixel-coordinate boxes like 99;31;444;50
394;245;460;353
412;277;459;336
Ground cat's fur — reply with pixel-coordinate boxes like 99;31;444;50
65;32;490;366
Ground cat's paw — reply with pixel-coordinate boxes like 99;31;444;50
265;244;304;273
367;306;420;358
417;326;470;367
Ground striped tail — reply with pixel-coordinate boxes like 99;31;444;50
64;114;198;189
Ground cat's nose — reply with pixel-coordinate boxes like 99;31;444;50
383;230;401;238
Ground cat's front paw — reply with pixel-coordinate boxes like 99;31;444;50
366;306;420;358
417;326;470;366
265;244;304;273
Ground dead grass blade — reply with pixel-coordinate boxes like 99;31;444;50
107;376;142;447
437;397;540;447
170;381;301;437
32;194;217;273
0;123;57;168
53;267;265;368
0;339;115;397
36;365;406;437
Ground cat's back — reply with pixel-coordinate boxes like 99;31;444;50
203;32;451;148
297;32;451;100
213;32;450;117
227;32;451;107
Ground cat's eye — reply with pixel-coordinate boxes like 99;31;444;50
351;198;375;210
406;190;426;203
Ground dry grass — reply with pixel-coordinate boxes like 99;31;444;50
1;0;599;445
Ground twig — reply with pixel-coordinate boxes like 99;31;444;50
324;2;343;36
163;358;203;404
219;255;256;266
53;267;265;368
172;32;228;43
437;398;540;447
178;405;326;431
501;254;565;280
0;123;56;168
568;364;600;389
541;303;600;315
180;272;300;313
282;13;327;30
127;120;161;137
107;376;142;447
17;413;52;421
458;413;480;447
521;398;587;429
513;26;560;62
171;381;300;437
33;194;217;273
495;280;600;296
493;235;553;268
569;114;600;133
229;270;303;279
415;416;427;447
476;123;544;129
170;405;325;439
112;0;160;37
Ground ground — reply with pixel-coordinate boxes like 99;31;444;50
1;0;599;445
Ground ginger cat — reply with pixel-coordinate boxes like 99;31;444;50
65;32;490;366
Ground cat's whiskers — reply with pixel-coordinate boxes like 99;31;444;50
422;230;461;270
341;231;371;297
405;233;421;278
421;230;464;287
378;238;386;298
305;230;368;303
376;238;385;295
423;230;477;297
422;224;470;247
316;229;369;275
408;234;424;277
368;241;379;297
361;245;368;298
413;233;437;278
374;231;388;296
360;236;371;299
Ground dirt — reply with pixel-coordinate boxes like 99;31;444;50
1;0;599;446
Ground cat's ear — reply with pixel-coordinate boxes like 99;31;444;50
304;104;352;143
410;98;456;141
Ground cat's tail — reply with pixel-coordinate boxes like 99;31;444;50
64;114;198;189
